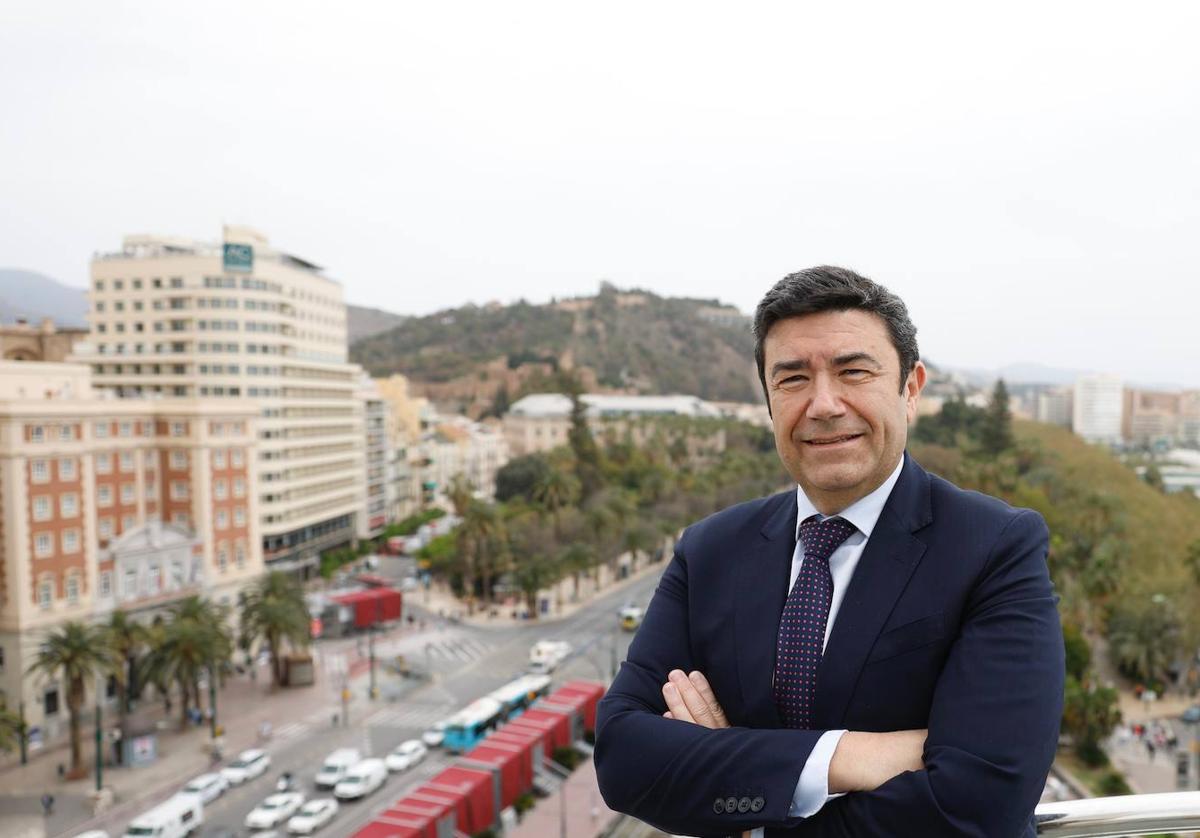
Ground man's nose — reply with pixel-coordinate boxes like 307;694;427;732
805;376;845;420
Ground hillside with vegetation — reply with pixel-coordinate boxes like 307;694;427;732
349;284;761;410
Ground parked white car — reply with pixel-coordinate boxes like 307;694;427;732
245;792;306;830
123;793;203;838
421;720;447;748
221;748;271;785
333;758;387;800
528;639;571;673
182;772;228;804
384;740;427;773
286;798;339;834
314;748;362;790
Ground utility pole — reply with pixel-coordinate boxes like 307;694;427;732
208;665;218;740
94;704;103;792
18;701;27;765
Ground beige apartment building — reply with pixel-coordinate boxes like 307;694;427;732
0;361;261;733
81;226;366;573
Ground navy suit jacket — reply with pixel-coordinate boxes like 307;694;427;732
595;454;1064;837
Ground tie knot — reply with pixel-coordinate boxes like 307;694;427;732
798;515;857;561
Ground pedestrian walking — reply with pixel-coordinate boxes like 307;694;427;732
1146;739;1157;762
41;793;54;816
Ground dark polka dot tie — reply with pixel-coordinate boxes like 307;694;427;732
774;515;857;729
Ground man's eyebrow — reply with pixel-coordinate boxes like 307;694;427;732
832;352;883;369
769;358;811;378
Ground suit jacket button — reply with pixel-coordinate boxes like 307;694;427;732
713;798;725;814
737;797;751;813
751;796;765;813
725;797;738;814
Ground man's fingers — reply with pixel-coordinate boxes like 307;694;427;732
662;680;695;723
687;670;730;728
669;669;720;728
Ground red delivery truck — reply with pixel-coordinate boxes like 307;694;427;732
332;587;402;629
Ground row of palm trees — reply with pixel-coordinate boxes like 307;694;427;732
15;571;310;778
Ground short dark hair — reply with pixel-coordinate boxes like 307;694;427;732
753;266;919;398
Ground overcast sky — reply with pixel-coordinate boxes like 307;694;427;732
2;2;1198;386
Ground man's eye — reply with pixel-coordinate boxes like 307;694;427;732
776;376;807;390
842;369;869;378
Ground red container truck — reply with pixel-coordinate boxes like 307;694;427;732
331;587;402;629
427;766;497;835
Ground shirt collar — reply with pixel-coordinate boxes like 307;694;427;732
794;454;906;540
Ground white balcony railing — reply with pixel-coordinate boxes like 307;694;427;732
1035;791;1200;836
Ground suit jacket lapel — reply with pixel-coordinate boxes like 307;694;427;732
734;491;796;728
813;455;932;729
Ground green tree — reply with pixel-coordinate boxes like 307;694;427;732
507;510;560;619
103;609;151;745
1062;675;1122;766
495;453;552;502
562;376;603;501
240;573;310;689
446;474;474;517
26;621;111;776
1106;595;1182;687
1062;620;1092;681
1142;464;1165;492
0;706;24;753
149;597;234;727
979;379;1015;456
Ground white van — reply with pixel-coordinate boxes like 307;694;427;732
314;747;362;790
123;793;203;838
528;640;571;673
333;758;387;800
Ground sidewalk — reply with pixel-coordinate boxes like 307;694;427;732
509;757;619;838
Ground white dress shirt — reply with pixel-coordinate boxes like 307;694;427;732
749;456;906;837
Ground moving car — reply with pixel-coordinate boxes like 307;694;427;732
182;773;229;804
1182;705;1200;724
244;792;306;831
384;739;427;772
528;639;571;673
619;605;643;631
286;798;339;834
333;758;387;800
421;719;447;747
221;748;271;786
314;748;362;790
123;793;203;838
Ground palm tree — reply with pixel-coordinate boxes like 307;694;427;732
446;474;474;517
0;706;25;753
240;572;310;689
26;621;111;776
532;468;579;525
456;500;504;611
1106;595;1181;686
103;610;150;743
149;597;234;728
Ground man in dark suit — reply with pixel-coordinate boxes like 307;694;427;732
595;267;1064;837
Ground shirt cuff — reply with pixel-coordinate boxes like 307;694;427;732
789;729;848;818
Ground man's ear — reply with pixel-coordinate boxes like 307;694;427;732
904;361;927;422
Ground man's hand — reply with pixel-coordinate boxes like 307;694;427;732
828;728;928;793
661;669;730;729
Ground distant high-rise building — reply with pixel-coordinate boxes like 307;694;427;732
81;226;366;573
1035;387;1073;428
1072;375;1123;443
1122;388;1181;446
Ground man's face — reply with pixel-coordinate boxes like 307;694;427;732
763;309;926;514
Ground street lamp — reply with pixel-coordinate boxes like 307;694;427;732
94;675;104;793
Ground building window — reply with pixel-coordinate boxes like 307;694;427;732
58;457;77;480
170;450;188;469
171;421;186;437
97;485;113;507
120;483;135;504
214;479;227;500
59;493;78;518
170;481;188;500
217;545;228;571
98;517;113;539
123;570;137;598
234;506;246;527
99;571;112;598
171;561;184;587
215;509;228;529
31;459;49;483
93;421;109;438
119;421;132;438
34;533;53;558
231;448;245;468
235;542;246;568
33;496;51;522
121;514;136;532
172;512;189;527
145;480;157;498
43;684;59;714
66;575;80;604
213;450;227;469
58;425;73;441
233;477;246;498
95;453;113;474
120;452;135;473
38;580;53;608
147;563;160;595
62;529;80;553
29;425;45;443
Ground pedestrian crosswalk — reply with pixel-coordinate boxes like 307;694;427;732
365;702;454;731
273;721;309;742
